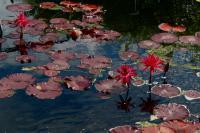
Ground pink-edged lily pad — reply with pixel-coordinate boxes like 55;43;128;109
60;1;81;7
80;55;112;69
95;79;124;94
5;31;20;39
142;125;175;133
40;2;57;9
71;20;88;28
161;120;200;133
64;75;91;91
109;125;141;133
0;80;15;98
184;90;200;101
0;52;8;61
99;30;121;40
43;70;60;77
26;80;62;99
178;35;200;45
131;78;145;87
16;55;36;63
80;4;101;11
154;103;190;121
151;33;178;43
1;73;35;90
6;3;33;12
31;41;53;52
83;15;103;23
39;32;59;42
138;40;161;49
0;38;6;44
50;18;69;24
48;50;76;61
50;23;74;30
151;84;182;98
46;60;70;71
119;51;139;61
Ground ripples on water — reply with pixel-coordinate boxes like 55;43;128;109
0;0;199;133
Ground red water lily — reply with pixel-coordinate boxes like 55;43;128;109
15;13;28;27
141;54;163;74
115;65;137;85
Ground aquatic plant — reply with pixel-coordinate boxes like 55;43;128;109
115;65;137;85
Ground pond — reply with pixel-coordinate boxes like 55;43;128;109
0;0;200;133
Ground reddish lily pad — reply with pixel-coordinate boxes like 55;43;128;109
6;3;33;12
40;2;57;9
49;50;76;61
26;80;62;99
178;35;200;45
142;125;175;133
138;40;161;49
16;55;36;63
95;79;124;94
5;31;20;39
1;73;35;90
151;84;182;98
0;80;15;98
45;60;70;71
64;75;91;91
119;51;139;61
39;32;59;42
151;33;178;43
161;120;200;133
71;20;88;28
50;18;69;24
0;38;6;44
83;15;103;23
0;52;8;61
154;103;190;121
80;55;112;69
60;1;80;7
80;4;101;11
131;78;145;87
109;125;142;133
184;90;200;101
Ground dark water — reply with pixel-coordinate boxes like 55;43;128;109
0;0;200;133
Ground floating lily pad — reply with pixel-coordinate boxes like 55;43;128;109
138;40;160;49
16;55;36;63
0;52;8;61
26;80;62;99
39;2;58;9
1;73;35;90
95;79;124;94
151;33;178;43
109;125;141;133
184;90;200;101
6;3;33;12
142;125;175;133
44;60;70;71
64;75;91;91
119;51;139;61
151;84;182;98
154;103;190;121
161;120;200;133
0;80;15;98
49;50;76;61
178;35;200;45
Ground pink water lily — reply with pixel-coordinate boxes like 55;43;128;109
141;54;163;74
115;65;137;85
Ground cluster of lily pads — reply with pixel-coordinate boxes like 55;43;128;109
0;1;199;133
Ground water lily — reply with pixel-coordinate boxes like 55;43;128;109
115;65;137;85
15;13;28;27
141;54;163;75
